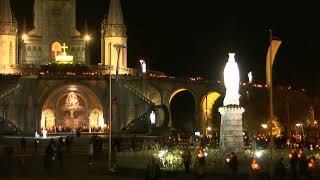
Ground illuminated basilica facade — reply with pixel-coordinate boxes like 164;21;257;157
0;0;222;135
0;0;127;69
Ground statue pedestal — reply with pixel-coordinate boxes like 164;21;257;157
219;105;245;154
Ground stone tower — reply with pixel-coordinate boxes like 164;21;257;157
20;0;85;64
101;0;127;74
0;0;17;67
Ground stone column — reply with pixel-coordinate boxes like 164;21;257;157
219;105;245;154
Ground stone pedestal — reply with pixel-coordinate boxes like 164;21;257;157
219;105;245;154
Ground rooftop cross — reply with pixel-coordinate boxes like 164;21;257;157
61;43;68;55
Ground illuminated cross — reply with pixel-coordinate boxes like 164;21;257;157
61;43;68;55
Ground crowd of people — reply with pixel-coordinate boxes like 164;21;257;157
42;126;106;133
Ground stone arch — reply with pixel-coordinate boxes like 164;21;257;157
38;82;107;131
88;108;104;128
41;108;55;129
200;91;222;133
168;88;196;105
168;88;197;131
51;42;62;58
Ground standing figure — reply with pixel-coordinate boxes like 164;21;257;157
223;53;240;106
20;137;26;152
229;152;238;174
88;140;94;166
181;147;192;173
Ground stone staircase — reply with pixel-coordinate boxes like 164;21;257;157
0;78;24;134
122;79;155;106
122;79;155;132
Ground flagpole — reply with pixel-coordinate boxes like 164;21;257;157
268;29;274;179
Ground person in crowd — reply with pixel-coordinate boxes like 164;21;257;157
131;135;136;151
229;152;238;174
298;150;308;179
274;157;286;180
33;139;39;152
145;157;161;180
181;146;192;173
289;148;298;177
88;139;94;166
197;147;206;175
44;139;56;172
20;136;26;153
57;139;64;168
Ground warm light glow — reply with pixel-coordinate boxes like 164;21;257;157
169;88;191;104
22;33;28;41
55;43;74;64
296;123;302;127
42;129;47;139
202;92;221;114
98;116;104;128
248;71;253;83
150;111;156;124
207;127;212;131
84;34;91;41
195;132;201;136
261;124;268;129
223;53;240;106
139;59;147;73
255;151;262;158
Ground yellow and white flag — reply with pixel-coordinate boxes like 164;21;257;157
266;39;282;86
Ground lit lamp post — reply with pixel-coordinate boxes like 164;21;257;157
295;123;304;141
206;126;212;137
261;123;269;138
20;33;28;64
84;34;91;64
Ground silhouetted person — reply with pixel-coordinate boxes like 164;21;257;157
88;140;94;166
229;152;238;174
274;157;286;180
182;147;191;173
298;152;308;179
20;137;26;152
131;135;136;151
33;139;39;152
145;157;160;180
57;141;64;168
289;150;298;177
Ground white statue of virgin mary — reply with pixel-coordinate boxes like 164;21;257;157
223;53;240;106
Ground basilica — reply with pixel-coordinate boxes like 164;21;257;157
0;0;128;73
0;0;221;135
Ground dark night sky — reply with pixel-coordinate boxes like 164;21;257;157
10;0;320;95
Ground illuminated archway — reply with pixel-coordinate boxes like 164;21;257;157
40;84;104;131
51;42;62;58
169;88;196;132
201;91;221;134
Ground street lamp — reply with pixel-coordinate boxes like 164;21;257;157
261;124;268;129
84;34;91;41
295;123;304;141
22;33;28;41
84;35;91;65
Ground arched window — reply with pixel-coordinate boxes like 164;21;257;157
51;42;62;59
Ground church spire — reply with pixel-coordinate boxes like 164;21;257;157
107;0;124;25
103;0;126;37
0;0;13;23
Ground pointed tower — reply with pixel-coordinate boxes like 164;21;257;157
22;0;85;65
101;0;127;74
0;0;18;66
